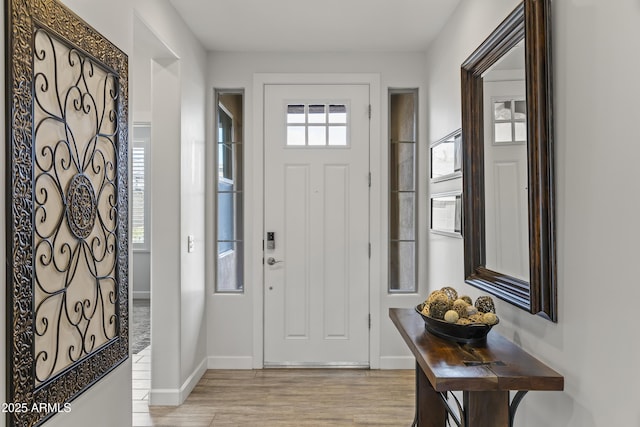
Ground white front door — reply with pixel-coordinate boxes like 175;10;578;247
263;84;370;366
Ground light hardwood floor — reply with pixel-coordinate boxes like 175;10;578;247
133;359;416;427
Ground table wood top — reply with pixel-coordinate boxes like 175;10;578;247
390;308;564;392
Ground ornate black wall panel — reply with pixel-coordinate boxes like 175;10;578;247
5;0;129;425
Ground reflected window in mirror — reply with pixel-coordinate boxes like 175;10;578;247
493;98;526;144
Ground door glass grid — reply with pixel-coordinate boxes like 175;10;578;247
493;98;526;144
286;103;348;146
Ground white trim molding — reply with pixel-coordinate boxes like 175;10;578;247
148;357;207;406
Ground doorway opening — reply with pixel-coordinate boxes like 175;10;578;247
132;12;180;418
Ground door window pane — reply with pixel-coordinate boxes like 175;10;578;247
329;104;347;123
308;104;326;123
495;122;513;142
514;122;527;142
286;103;350;147
287;104;305;123
494;101;512;120
389;241;416;292
308;126;326;145
328;126;347;146
390;142;415;191
287;126;306;146
217;241;244;292
514;100;526;119
390;192;415;241
492;97;526;144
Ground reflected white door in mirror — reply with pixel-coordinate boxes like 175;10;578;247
482;41;529;282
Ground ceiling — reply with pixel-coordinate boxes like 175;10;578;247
168;0;461;52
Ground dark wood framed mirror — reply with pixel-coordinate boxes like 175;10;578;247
461;0;556;321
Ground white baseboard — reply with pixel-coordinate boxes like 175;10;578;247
207;356;254;370
378;356;415;370
206;356;410;370
133;291;150;300
148;357;207;406
148;388;181;406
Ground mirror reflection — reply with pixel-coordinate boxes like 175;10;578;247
481;41;529;281
461;0;556;321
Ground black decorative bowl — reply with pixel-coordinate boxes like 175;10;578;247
415;304;497;344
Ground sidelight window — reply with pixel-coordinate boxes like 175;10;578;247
215;90;244;293
388;90;418;293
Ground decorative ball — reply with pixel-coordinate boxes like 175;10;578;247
452;299;469;318
465;305;478;317
468;313;484;323
425;290;448;306
420;304;430;316
482;312;499;325
460;295;473;305
428;296;452;320
453;298;468;306
421;289;499;329
475;296;496;313
440;286;458;301
444;310;459;323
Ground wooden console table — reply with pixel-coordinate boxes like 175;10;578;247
390;308;563;427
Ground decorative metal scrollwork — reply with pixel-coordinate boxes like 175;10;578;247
66;174;99;239
33;26;120;385
6;0;129;425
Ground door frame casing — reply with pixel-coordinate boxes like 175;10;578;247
252;73;382;369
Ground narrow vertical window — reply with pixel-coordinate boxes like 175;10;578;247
216;91;244;292
389;90;418;293
132;124;150;250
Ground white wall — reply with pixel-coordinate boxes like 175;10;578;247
131;23;153;299
132;252;151;298
132;0;209;405
206;52;429;369
425;0;640;425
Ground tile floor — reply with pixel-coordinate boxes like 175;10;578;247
132;345;153;426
